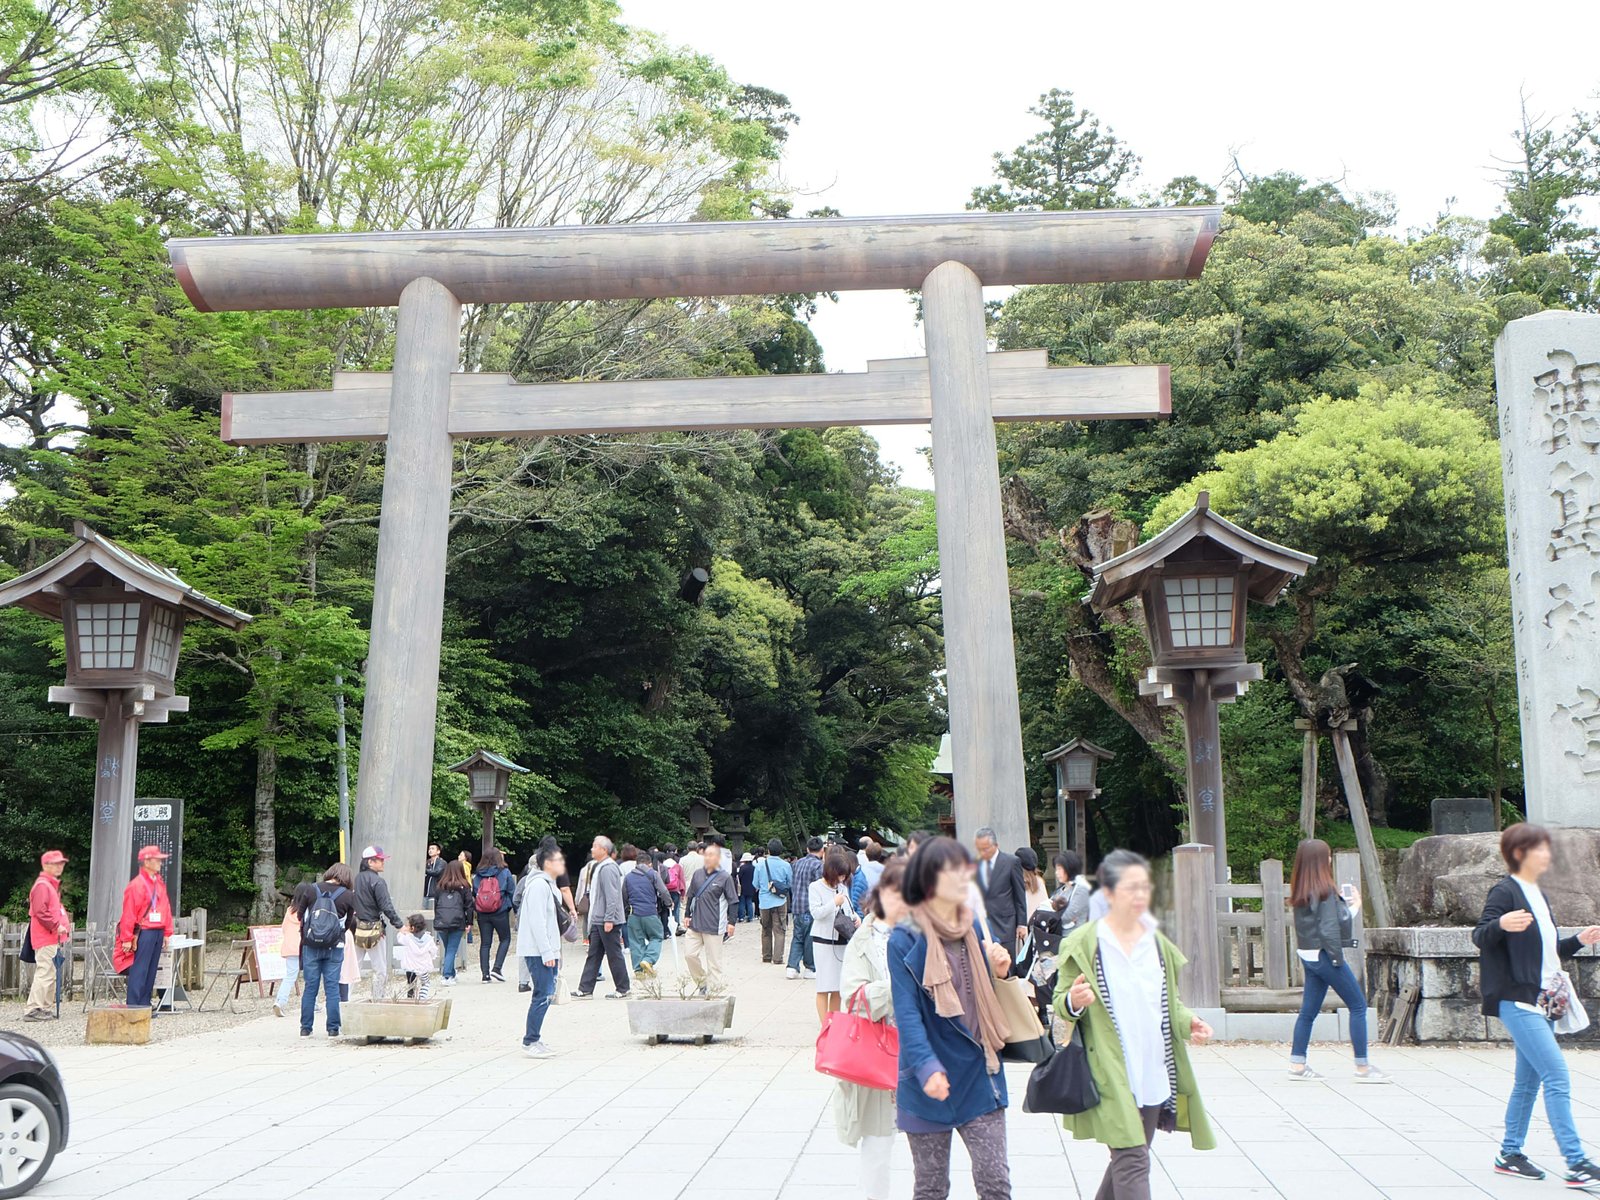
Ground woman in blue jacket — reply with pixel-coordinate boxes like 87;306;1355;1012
889;836;1015;1200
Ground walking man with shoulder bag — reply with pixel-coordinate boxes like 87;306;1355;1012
755;838;793;965
353;846;404;999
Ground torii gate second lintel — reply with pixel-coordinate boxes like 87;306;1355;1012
171;209;1220;913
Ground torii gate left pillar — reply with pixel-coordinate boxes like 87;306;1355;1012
170;208;1220;910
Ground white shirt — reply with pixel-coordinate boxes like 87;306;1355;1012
1096;918;1171;1109
1514;876;1560;989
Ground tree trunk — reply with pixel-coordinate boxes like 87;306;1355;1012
250;722;280;923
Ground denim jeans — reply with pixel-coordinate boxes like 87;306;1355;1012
669;893;682;929
300;943;344;1034
787;913;815;971
439;927;464;978
738;894;756;922
626;915;664;969
1500;1000;1585;1166
1291;951;1368;1065
274;955;300;1009
524;957;558;1045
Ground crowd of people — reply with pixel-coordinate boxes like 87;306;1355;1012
24;820;1600;1196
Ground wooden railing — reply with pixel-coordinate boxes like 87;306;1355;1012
0;909;209;999
1174;845;1364;1010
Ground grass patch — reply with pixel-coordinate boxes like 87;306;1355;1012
1320;821;1430;852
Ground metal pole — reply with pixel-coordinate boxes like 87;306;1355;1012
334;671;350;863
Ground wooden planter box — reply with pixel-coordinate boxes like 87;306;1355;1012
627;997;735;1044
341;998;453;1043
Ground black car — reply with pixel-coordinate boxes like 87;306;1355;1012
0;1031;68;1197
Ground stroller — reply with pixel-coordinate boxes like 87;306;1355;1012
1015;904;1070;1037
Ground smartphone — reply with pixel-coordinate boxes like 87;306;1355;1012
1339;884;1355;901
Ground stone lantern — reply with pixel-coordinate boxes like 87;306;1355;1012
1090;493;1314;882
0;523;250;931
446;749;528;856
1042;738;1114;863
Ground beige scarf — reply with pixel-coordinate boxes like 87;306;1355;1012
910;900;1010;1074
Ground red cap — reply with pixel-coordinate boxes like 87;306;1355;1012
137;845;170;861
40;850;67;866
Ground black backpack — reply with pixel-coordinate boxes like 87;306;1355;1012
301;885;347;949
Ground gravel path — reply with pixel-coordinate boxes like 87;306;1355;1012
0;945;274;1047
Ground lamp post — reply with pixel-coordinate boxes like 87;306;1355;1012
1089;493;1314;884
0;524;250;932
446;750;528;857
1042;739;1114;864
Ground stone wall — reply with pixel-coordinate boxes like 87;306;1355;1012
1366;926;1600;1042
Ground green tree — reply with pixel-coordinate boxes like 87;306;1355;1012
969;89;1138;213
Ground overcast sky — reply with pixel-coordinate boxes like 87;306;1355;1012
622;0;1600;488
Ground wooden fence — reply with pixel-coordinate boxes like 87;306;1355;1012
1174;845;1364;1011
0;909;208;1000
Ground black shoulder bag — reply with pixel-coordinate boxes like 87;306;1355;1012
1022;987;1101;1114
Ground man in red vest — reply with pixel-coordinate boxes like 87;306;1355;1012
115;846;174;1008
24;850;71;1021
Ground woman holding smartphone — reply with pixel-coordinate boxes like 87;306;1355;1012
1287;839;1388;1082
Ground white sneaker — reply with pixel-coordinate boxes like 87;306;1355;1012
523;1042;555;1058
801;968;816;980
442;977;457;988
785;968;799;980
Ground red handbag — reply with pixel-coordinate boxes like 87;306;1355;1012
814;986;899;1091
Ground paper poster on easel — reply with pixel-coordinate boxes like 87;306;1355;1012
248;925;286;982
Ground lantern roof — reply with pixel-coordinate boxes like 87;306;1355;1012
446;748;529;775
0;522;251;629
1088;492;1315;612
1042;738;1116;764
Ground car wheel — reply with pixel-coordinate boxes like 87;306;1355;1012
0;1083;61;1198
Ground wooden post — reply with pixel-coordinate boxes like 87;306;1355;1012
1073;793;1089;865
1261;858;1289;991
480;805;494;859
1334;850;1366;989
922;260;1029;854
1180;676;1227;884
1296;719;1318;837
88;690;141;935
1330;728;1391;928
351;277;461;917
1173;844;1220;1009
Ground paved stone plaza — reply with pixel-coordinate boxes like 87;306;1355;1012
28;937;1600;1199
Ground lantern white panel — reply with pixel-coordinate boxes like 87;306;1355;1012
1163;576;1235;649
76;601;141;669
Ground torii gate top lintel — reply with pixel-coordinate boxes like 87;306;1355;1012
168;206;1221;313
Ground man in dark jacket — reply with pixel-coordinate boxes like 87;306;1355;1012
573;836;629;999
423;843;445;906
682;844;739;996
354;846;405;999
974;827;1027;954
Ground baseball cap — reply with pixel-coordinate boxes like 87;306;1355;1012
40;850;67;866
137;844;170;861
361;845;388;861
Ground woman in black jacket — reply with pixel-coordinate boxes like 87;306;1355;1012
1287;839;1387;1082
1473;823;1600;1186
432;861;474;986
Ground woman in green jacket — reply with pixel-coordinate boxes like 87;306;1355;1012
1054;849;1216;1199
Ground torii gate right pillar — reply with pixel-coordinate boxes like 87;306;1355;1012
924;261;1029;852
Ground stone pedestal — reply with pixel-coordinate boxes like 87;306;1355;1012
86;1005;151;1045
1495;313;1600;828
626;997;737;1043
340;998;453;1042
1366;926;1600;1042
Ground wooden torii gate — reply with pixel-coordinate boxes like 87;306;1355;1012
169;208;1220;912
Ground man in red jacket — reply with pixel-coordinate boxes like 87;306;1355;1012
24;850;71;1021
116;845;175;1008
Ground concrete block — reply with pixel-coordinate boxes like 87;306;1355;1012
1419;956;1478;999
86;1005;151;1045
626;998;736;1042
341;998;452;1042
1413;998;1489;1042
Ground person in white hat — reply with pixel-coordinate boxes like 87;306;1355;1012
353;845;404;999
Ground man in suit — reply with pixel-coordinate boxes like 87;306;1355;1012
974;827;1027;953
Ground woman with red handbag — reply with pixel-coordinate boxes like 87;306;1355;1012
831;858;908;1200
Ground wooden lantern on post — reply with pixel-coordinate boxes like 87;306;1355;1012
1042;738;1114;865
0;523;250;932
447;749;528;857
1089;493;1314;885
